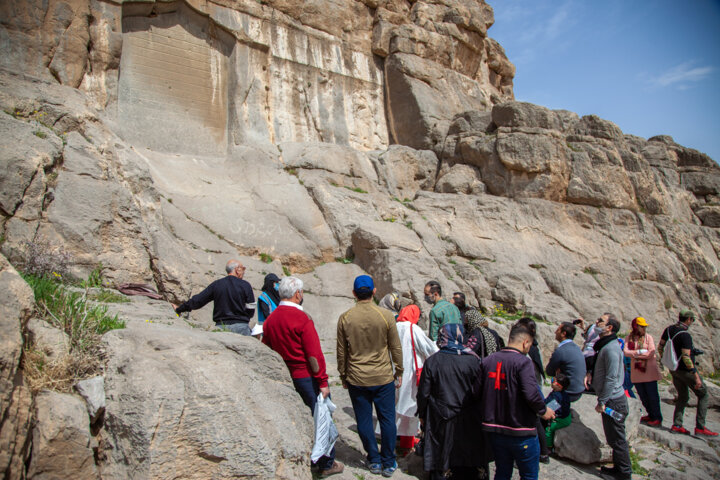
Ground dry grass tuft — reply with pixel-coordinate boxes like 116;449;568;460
23;348;105;394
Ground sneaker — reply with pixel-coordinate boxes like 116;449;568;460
600;465;619;475
539;455;550;464
382;461;398;477
695;427;719;436
645;420;661;427
671;425;691;435
369;463;382;474
640;415;651;423
319;461;344;477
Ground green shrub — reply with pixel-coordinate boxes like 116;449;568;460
81;263;105;288
23;274;125;354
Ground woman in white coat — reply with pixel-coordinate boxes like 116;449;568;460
394;304;438;450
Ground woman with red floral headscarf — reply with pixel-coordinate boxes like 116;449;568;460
392;304;438;451
624;317;663;426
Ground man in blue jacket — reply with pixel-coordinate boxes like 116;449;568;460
545;321;587;401
479;323;555;480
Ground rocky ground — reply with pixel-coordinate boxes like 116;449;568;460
107;294;720;480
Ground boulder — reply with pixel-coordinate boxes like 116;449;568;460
694;205;720;227
436;163;486;194
26;390;99;480
99;323;313;480
74;376;106;423
554;394;642;464
25;318;69;360
492;101;562;130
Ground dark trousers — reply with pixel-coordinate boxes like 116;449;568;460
536;418;550;455
347;382;396;468
671;370;708;428
601;396;632;476
635;381;662;422
292;377;335;470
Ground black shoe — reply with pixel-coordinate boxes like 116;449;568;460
539;455;550;464
600;465;631;480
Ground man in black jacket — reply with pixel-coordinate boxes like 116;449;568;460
480;323;555;480
659;309;717;436
174;259;256;335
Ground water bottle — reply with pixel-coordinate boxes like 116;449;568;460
603;406;625;422
546;399;561;412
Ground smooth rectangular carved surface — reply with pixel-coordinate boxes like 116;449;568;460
118;4;231;155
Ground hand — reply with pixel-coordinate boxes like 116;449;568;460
342;381;348;390
584;374;592;389
541;408;556;421
171;303;178;309
395;377;402;388
695;375;702;390
595;404;604;414
320;386;330;398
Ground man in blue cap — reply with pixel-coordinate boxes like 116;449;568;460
337;275;404;477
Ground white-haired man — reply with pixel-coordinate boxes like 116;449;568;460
174;259;255;335
262;277;344;477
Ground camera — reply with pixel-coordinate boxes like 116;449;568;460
691;348;704;356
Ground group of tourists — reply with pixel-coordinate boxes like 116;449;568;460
172;260;716;480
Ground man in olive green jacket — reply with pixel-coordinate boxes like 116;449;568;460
337;275;403;477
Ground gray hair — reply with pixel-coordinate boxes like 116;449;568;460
278;276;303;300
226;260;241;274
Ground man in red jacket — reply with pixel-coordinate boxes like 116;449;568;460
262;276;344;477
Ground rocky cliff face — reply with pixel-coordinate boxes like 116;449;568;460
1;0;720;479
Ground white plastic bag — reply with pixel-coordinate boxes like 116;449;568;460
311;393;339;462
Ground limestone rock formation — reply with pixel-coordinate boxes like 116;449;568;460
99;323;313;480
0;256;35;480
27;390;100;479
1;0;720;479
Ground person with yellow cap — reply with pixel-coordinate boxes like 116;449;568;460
623;317;662;426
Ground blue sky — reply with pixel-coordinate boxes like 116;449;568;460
489;0;720;163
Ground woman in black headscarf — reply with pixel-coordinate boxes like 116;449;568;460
257;273;281;325
417;324;489;480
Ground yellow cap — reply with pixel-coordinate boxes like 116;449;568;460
635;317;648;327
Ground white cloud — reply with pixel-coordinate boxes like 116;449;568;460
652;62;714;88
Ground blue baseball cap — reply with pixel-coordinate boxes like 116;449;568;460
353;275;374;291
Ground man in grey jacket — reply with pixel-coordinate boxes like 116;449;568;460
591;317;632;480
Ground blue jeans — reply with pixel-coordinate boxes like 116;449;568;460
347;382;396;468
292;377;335;470
216;321;251;335
489;433;540;480
635;381;662;422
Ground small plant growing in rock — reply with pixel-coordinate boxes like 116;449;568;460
529;264;545;269
21;238;72;279
81;263;105;288
664;298;673;310
260;253;273;263
335;256;353;264
345;186;368;194
282;265;291;276
33;129;47;139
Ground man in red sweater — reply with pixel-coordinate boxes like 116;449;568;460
262;276;343;477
